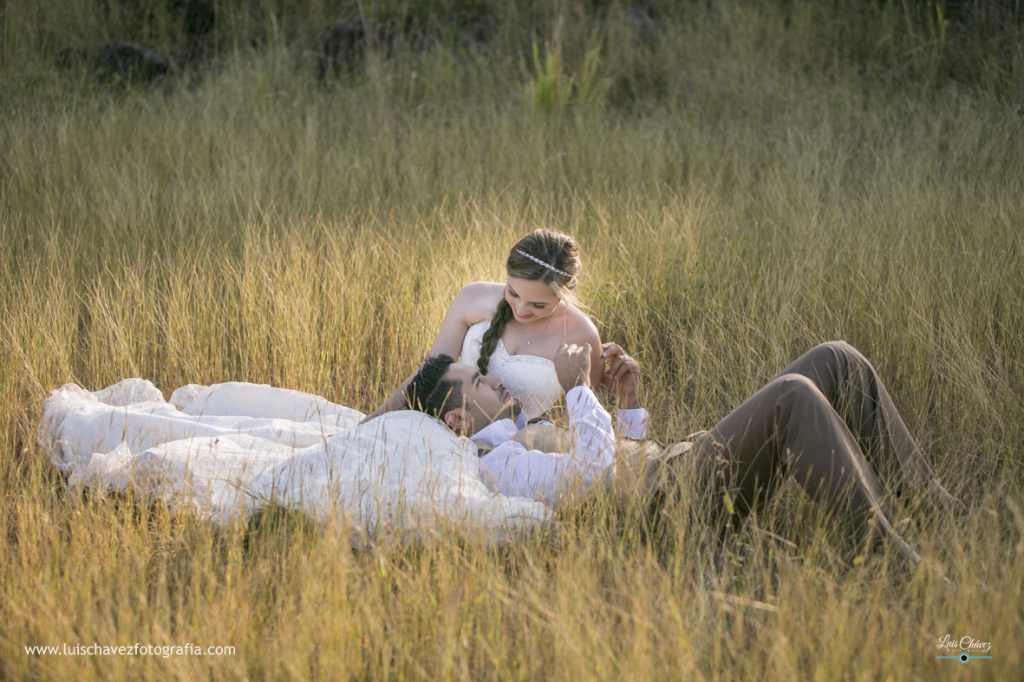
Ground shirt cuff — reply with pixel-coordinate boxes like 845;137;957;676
565;385;594;412
616;408;649;439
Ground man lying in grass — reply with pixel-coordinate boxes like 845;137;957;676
404;340;968;571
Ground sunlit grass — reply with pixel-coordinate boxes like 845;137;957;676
2;1;1023;679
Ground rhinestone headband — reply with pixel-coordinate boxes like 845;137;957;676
515;249;571;279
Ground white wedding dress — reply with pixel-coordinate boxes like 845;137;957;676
38;321;567;542
459;321;563;422
39;379;550;540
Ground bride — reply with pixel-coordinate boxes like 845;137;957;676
39;229;602;538
366;228;603;424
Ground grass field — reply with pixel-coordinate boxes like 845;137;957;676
2;1;1023;679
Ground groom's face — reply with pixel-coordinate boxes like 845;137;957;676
442;363;522;433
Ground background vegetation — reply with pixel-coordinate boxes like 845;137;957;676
2;0;1022;679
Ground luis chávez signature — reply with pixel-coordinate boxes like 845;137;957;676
935;634;992;664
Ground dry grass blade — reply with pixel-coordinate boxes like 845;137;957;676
710;591;780;614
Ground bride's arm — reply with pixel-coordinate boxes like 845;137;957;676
587;330;605;390
360;283;500;422
569;313;606;392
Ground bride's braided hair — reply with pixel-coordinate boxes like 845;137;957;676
478;229;581;376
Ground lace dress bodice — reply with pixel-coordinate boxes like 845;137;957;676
460;321;563;421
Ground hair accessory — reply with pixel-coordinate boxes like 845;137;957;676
515;249;571;279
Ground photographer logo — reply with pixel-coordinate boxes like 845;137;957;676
935;635;992;664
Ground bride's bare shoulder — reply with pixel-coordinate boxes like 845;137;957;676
451;281;505;321
562;306;601;343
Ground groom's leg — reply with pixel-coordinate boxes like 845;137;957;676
775;341;965;514
687;373;921;562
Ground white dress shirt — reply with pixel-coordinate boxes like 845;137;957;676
473;386;650;505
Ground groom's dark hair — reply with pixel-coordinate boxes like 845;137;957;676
404;354;463;419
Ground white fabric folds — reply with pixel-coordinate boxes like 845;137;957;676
38;380;550;539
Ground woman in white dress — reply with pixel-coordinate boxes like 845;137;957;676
365;229;604;423
38;229;602;536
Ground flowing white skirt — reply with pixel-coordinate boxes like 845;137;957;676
38;379;550;539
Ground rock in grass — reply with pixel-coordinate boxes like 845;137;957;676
170;0;216;38
318;18;392;79
95;41;170;85
117;0;215;36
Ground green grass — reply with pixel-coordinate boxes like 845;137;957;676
2;1;1023;679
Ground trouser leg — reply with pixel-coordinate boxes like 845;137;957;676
688;373;922;563
774;341;966;515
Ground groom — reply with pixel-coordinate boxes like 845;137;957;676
404;343;651;505
404;341;966;562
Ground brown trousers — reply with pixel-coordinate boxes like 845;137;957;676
619;341;965;561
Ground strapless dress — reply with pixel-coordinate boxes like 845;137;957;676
460;321;563;422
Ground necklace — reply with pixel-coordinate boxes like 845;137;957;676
520;311;555;347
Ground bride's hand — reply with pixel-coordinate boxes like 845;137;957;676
600;342;640;406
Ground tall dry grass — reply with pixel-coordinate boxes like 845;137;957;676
2;1;1023;679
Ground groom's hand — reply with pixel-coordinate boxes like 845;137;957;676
601;342;640;409
555;343;592;392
